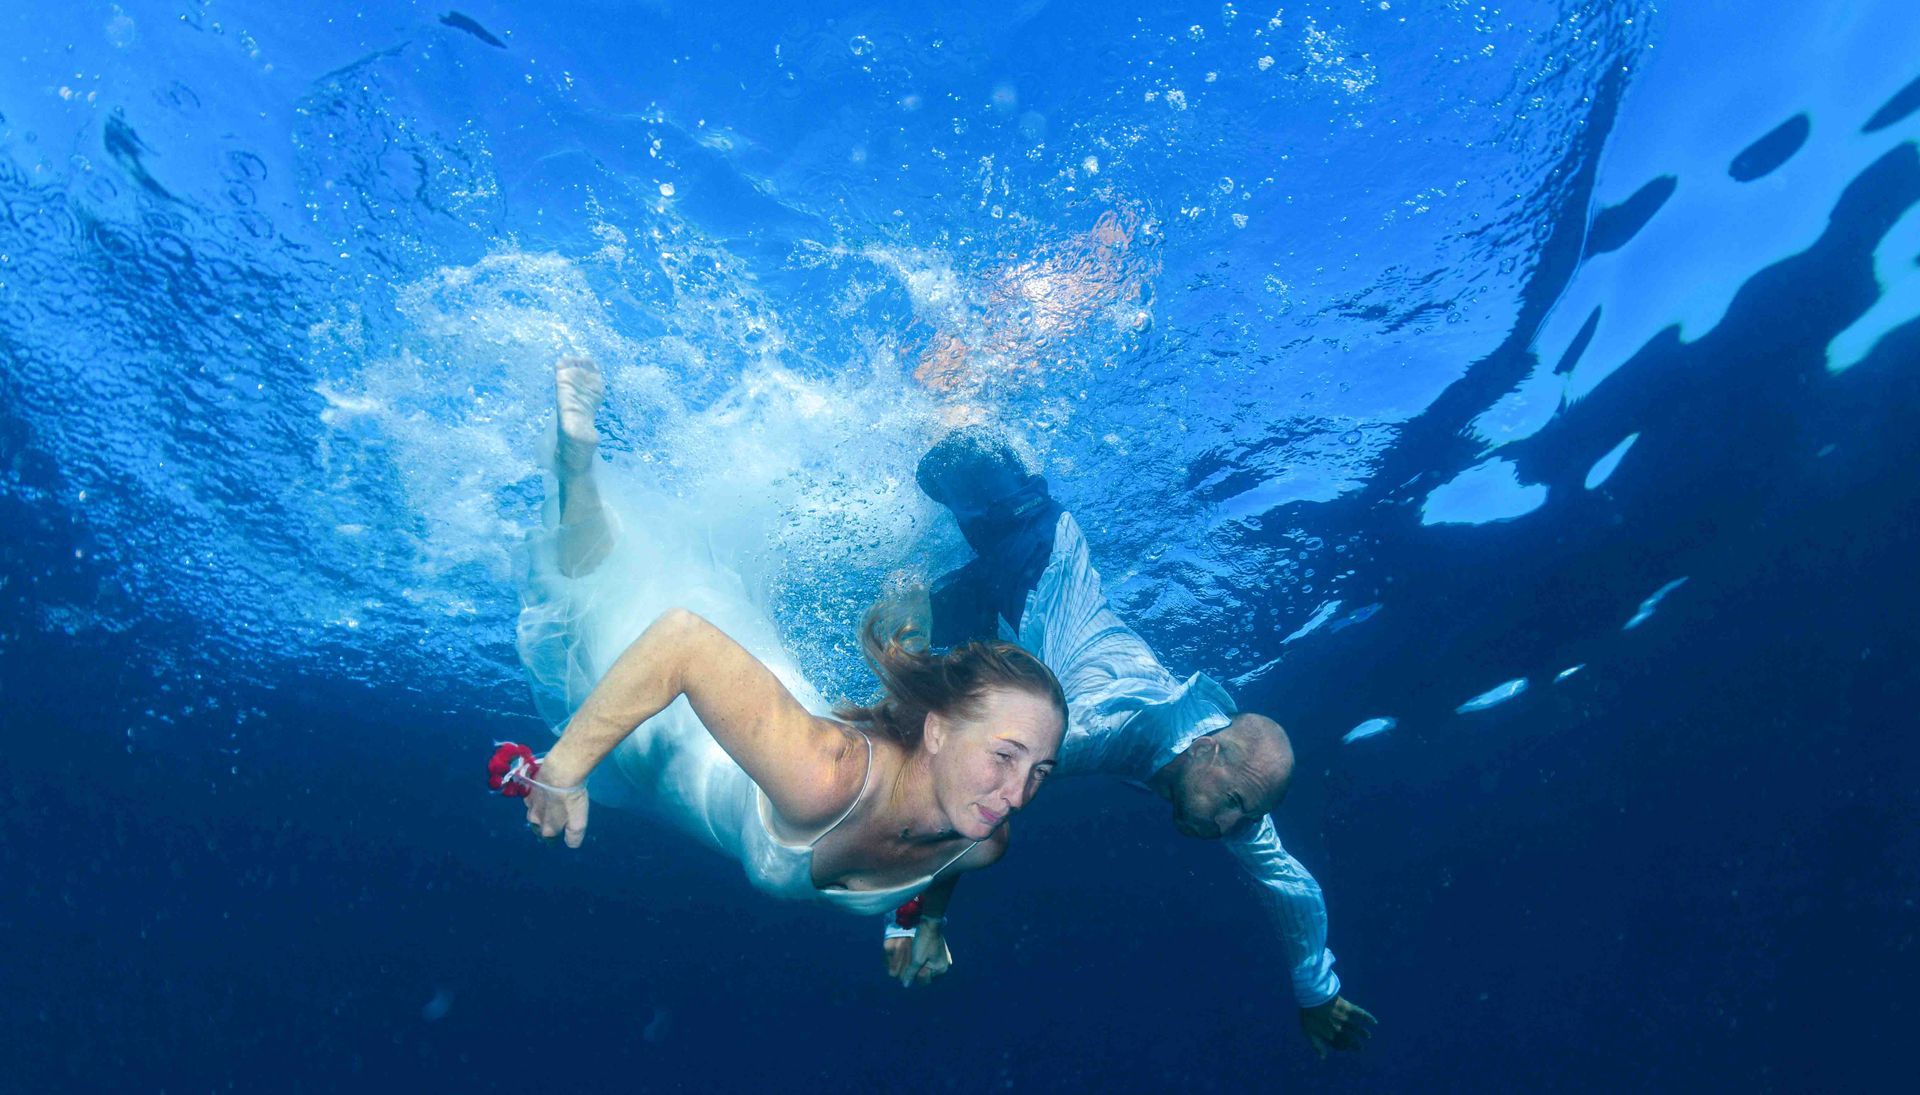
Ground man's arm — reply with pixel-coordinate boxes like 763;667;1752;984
881;827;1010;986
884;875;957;984
1221;814;1341;1006
1222;816;1377;1056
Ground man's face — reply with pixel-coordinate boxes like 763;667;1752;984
1167;738;1264;839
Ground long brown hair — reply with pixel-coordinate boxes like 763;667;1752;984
837;600;1067;748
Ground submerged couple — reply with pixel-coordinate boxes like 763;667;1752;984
507;357;1375;1056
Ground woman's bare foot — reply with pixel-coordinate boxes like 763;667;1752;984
551;356;613;576
555;356;605;473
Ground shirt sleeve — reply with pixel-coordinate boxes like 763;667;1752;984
1020;513;1235;775
1221;814;1342;1008
1022;512;1339;1005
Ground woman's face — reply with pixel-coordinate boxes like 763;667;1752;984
924;687;1063;839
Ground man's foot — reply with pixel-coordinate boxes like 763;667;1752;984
555;356;605;472
915;425;1062;564
915;425;1033;514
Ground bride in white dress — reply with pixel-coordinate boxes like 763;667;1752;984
509;357;1064;979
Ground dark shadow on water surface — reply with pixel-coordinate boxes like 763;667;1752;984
1239;142;1920;1092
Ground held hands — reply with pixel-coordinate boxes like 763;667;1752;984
1299;995;1378;1059
521;773;590;848
883;920;953;987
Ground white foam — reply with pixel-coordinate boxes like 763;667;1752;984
1583;433;1640;490
1624;576;1690;631
1342;716;1396;744
323;246;948;692
1422;458;1548;526
1281;599;1342;644
1470;364;1567;448
1456;677;1528;714
1828;200;1920;373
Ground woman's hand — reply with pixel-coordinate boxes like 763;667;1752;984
884;920;953;987
522;776;590;848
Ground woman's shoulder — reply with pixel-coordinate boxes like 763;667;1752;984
772;717;872;834
817;717;878;771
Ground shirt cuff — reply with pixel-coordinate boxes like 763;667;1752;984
1292;949;1341;1008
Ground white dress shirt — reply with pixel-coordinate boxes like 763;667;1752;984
1011;512;1341;1007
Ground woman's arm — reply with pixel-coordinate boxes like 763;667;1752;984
883;829;1008;985
888;874;961;987
538;608;862;831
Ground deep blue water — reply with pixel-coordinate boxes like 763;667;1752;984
3;1;1917;1090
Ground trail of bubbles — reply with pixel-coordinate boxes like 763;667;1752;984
320;244;955;699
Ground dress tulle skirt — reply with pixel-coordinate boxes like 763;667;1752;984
512;470;829;860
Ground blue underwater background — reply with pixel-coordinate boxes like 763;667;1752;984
3;1;1918;1090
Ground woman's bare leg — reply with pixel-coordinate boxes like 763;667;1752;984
553;355;613;577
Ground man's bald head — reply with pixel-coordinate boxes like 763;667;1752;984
1153;713;1296;839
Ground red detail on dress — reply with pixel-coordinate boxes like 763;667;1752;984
487;742;539;797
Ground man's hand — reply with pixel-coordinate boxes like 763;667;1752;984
522;778;590;849
1299;996;1377;1059
882;920;952;986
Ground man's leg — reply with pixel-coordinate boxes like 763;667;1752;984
553;356;613;577
915;426;1064;644
915;426;1056;549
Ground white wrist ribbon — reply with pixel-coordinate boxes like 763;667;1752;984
507;754;587;797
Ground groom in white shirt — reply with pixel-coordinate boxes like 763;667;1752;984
884;426;1376;1058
